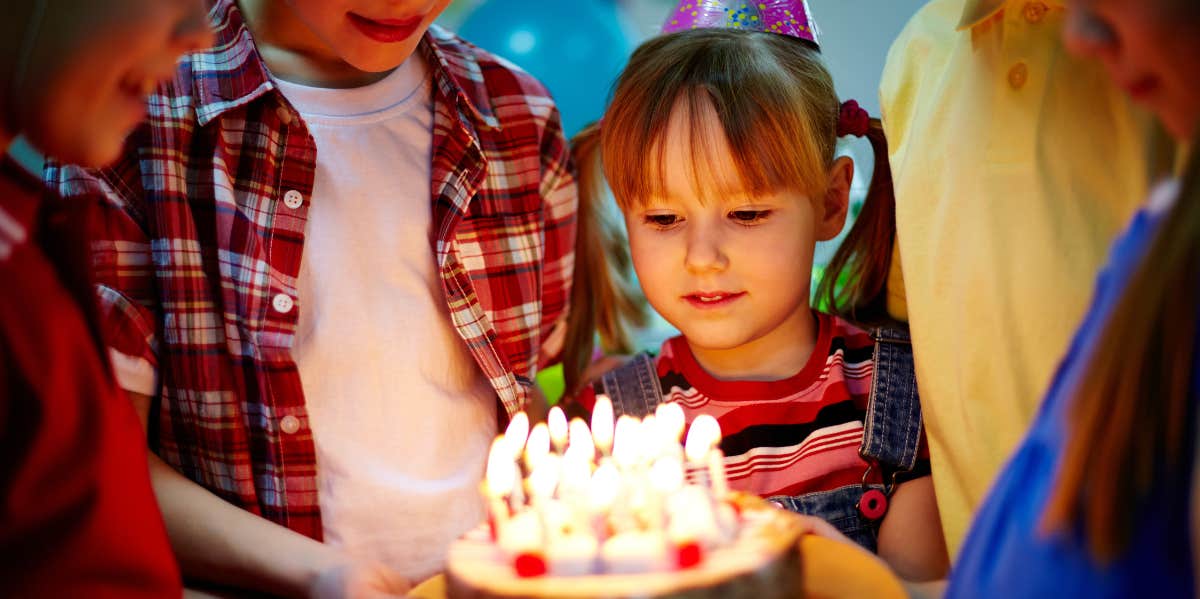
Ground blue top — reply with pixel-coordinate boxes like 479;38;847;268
947;182;1195;598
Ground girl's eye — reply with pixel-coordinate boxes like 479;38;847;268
729;209;771;224
644;213;681;228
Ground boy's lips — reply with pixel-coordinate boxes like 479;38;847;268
682;291;746;309
347;12;423;43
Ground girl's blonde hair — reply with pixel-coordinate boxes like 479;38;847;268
563;28;900;394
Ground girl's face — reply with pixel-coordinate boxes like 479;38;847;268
270;0;452;75
625;99;848;368
1063;0;1200;139
11;0;212;167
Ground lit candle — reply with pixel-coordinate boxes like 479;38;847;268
591;394;615;456
525;422;551;472
684;414;728;500
666;485;723;548
548;406;569;453
587;460;621;515
504;411;531;459
601;531;670;574
656;402;686;446
566;417;595;464
611;415;641;471
504;412;531;508
528;452;560;505
486;437;515;535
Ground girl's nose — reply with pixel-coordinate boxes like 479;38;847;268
1063;8;1118;62
684;222;729;274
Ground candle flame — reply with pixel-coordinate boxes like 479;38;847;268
684;414;721;463
567;417;595;462
591;395;615;454
525;422;551;471
612;415;641;468
486;436;516;497
655;402;686;444
548;406;569;450
504;412;530;459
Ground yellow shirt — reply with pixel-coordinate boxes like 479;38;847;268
880;0;1169;556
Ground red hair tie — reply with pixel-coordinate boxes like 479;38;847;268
837;99;871;138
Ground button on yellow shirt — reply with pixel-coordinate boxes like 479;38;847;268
880;0;1169;556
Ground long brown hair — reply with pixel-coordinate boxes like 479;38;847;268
1042;144;1200;561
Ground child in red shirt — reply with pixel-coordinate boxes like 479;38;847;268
1;0;211;596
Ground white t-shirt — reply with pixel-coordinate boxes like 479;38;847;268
273;55;497;583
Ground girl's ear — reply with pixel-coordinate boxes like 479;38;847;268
817;156;853;241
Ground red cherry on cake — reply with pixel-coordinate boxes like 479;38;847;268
675;541;704;569
514;552;548;577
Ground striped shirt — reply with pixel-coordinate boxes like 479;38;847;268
582;312;903;498
43;0;576;540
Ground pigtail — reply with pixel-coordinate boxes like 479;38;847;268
815;117;897;325
562;123;649;396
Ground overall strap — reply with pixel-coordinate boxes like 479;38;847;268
596;352;664;418
860;326;924;475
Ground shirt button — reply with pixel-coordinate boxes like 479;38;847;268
272;293;294;314
280;415;301;435
1008;62;1029;90
276;106;294;126
1022;1;1047;24
283;189;304;209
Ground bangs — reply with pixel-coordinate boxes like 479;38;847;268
600;29;838;210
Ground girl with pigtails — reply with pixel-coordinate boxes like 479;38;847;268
559;0;948;582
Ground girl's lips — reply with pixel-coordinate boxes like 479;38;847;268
1124;75;1161;101
347;12;423;44
683;291;746;310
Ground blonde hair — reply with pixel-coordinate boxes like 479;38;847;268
564;28;900;393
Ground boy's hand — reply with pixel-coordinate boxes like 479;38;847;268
308;560;411;599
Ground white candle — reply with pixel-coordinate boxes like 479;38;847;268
666;485;723;548
591;395;615;456
601;531;670;574
684;414;727;499
548;406;569;453
486;437;516;534
707;448;729;500
588;460;621;515
499;509;544;557
547;533;599;576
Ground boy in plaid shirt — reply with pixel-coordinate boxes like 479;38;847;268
46;0;577;594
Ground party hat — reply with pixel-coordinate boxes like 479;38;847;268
661;0;820;46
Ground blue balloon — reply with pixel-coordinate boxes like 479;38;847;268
456;0;635;137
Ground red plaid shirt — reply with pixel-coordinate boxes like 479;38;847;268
45;0;577;540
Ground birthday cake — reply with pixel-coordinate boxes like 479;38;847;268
444;399;805;599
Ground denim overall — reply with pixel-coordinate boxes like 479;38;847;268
595;326;924;551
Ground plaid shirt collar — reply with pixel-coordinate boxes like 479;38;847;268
193;0;501;131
